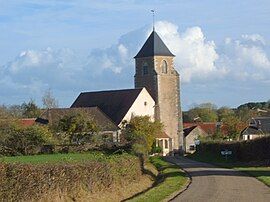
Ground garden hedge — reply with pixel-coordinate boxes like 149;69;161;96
197;136;270;162
0;155;141;201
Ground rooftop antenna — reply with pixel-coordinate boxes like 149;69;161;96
151;9;155;31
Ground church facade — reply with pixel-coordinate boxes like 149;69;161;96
134;30;184;153
43;29;185;155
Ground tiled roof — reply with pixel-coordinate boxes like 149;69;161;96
134;31;175;58
20;118;36;127
184;122;218;134
71;88;143;125
156;132;170;139
37;107;119;131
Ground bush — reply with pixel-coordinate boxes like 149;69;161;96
0;121;54;156
151;145;162;154
197;136;270;162
0;153;141;201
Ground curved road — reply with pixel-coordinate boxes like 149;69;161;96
166;157;270;202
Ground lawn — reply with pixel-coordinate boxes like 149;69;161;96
129;156;188;202
188;152;270;187
0;152;130;164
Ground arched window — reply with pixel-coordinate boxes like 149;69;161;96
142;62;148;75
161;60;168;73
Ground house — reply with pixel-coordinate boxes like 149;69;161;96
242;117;270;140
183;125;208;153
36;107;120;142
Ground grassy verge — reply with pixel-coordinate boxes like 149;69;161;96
188;152;270;187
0;152;129;164
129;156;188;202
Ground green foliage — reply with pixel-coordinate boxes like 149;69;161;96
130;157;188;202
54;111;99;144
21;100;41;118
0;121;54;155
185;103;218;122
122;116;163;156
196;136;270;162
151;144;162;154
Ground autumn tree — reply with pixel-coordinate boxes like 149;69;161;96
222;115;246;140
122;116;163;155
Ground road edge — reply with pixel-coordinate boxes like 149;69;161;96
163;157;192;202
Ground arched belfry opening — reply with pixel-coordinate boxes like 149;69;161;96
162;60;168;73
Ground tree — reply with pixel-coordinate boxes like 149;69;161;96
55;111;99;144
122;116;163;155
187;104;218;122
217;107;234;121
21;100;41;118
0;119;54;155
222;115;246;140
42;89;58;109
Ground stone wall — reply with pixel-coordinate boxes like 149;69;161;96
135;56;184;152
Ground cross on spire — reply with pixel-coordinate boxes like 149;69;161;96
151;9;155;31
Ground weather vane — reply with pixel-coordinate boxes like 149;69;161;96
151;9;155;31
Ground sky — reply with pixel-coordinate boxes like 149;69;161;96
0;0;270;110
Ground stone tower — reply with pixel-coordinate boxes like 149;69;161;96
134;30;184;153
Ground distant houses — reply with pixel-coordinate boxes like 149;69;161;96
241;117;270;140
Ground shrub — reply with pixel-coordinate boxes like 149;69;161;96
122;116;163;156
197;136;270;162
0;153;141;201
0;121;54;155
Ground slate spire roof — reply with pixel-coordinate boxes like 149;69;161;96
71;88;144;125
134;30;175;58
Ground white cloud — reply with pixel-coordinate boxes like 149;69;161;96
241;34;265;45
152;21;227;83
1;20;270;107
220;35;270;81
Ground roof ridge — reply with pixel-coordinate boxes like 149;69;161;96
80;88;143;94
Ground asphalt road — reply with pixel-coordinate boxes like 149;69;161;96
166;157;270;202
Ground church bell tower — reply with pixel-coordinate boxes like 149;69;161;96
134;30;184;153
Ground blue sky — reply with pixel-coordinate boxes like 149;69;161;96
0;0;270;110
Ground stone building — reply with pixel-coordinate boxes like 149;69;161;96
134;30;184;153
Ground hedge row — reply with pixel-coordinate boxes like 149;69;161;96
197;136;270;162
0;155;141;201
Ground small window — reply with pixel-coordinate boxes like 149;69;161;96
144;101;147;106
158;139;163;147
142;63;148;75
164;139;168;149
161;60;168;73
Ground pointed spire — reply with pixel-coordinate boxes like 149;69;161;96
134;31;175;58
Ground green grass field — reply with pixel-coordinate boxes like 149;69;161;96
188;152;270;187
0;152;130;164
130;157;188;202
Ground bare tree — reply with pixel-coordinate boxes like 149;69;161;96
42;89;58;109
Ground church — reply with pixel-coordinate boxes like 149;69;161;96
39;29;184;155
